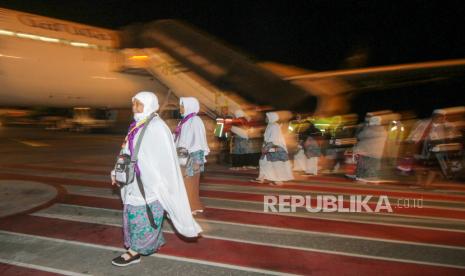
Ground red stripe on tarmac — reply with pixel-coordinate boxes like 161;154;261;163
4;165;465;202
199;190;465;220
202;177;465;203
0;263;61;276
59;194;465;248
2;172;464;220
0;215;463;276
207;169;465;192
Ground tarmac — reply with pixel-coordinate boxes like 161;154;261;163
1;126;465;275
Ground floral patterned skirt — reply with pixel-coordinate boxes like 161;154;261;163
123;200;165;255
184;150;205;177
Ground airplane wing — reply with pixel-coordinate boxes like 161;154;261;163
284;58;465;92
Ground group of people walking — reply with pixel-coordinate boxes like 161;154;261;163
110;91;209;266
109;90;320;266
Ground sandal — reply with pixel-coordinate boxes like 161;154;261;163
112;251;141;267
270;181;284;186
192;209;204;215
250;178;265;183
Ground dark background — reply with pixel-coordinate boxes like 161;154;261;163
1;0;464;117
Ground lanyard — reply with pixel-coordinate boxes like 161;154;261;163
174;112;197;141
121;118;148;148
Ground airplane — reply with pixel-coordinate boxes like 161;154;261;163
1;6;465;127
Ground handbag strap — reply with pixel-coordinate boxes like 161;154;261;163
131;113;157;162
133;112;158;229
136;174;158;229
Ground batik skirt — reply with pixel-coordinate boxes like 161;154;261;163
123;200;165;255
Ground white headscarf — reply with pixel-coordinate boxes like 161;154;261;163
264;112;288;151
180;97;200;116
176;97;210;155
132;91;160;122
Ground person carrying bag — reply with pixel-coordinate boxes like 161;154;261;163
111;91;201;267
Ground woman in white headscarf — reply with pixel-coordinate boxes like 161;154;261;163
253;112;294;185
110;91;201;267
174;97;210;215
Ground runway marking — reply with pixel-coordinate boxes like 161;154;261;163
67;184;465;224
3;169;465;204
33;202;465;252
31;208;465;268
0;163;453;192
1;218;464;275
202;177;465;203
0;230;294;276
196;218;465;251
198;190;465;220
58;194;465;247
63;183;465;213
1;171;464;232
11;139;50;147
0;257;88;276
205;203;465;233
208;169;465;192
200;184;465;210
63;182;465;221
62;201;464;235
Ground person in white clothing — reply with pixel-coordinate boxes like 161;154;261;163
174;97;210;215
111;92;201;266
253;112;294;185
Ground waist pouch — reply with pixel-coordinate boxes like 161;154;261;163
114;154;136;187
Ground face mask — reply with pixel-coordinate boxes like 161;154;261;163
133;112;146;122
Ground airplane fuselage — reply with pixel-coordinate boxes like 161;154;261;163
0;7;165;108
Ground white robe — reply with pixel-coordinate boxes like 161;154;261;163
176;116;210;156
305;157;319;175
118;116;202;238
293;147;307;171
259;157;294;181
176;97;210;156
259;112;294;181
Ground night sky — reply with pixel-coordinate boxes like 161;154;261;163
1;0;464;116
2;0;465;70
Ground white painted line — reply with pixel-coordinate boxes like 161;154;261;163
32;204;465;258
62;183;465;223
34;204;465;252
203;179;465;204
201;184;465;211
11;139;50;147
0;257;89;276
196;218;465;251
203;203;465;233
54;196;465;235
197;234;465;270
203;197;465;224
0;230;298;276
